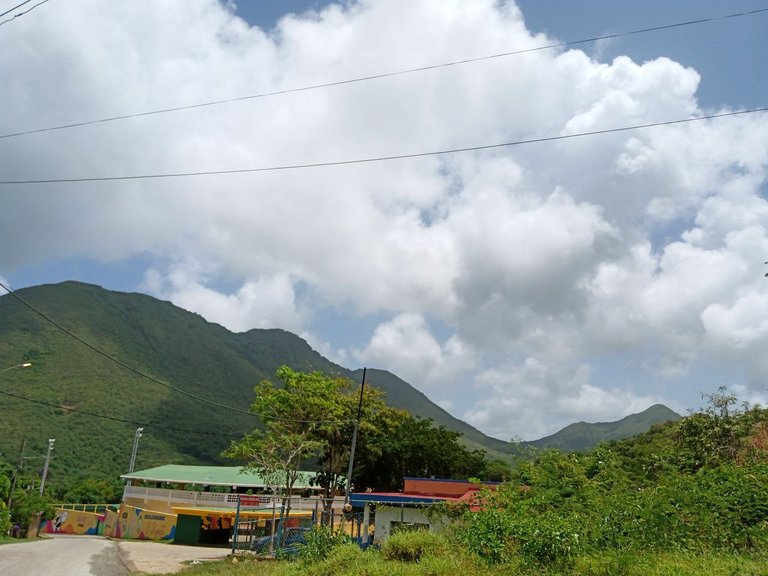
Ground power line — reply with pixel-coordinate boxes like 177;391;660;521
0;388;244;438
1;6;765;139
0;0;50;27
1;107;764;185
0;0;34;18
0;281;351;425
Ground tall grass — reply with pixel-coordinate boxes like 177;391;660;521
161;533;768;576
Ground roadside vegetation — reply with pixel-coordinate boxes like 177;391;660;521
170;386;767;576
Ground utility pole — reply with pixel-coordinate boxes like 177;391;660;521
39;438;55;496
128;427;144;478
344;367;366;505
7;439;26;510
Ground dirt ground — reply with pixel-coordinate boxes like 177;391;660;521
115;538;230;574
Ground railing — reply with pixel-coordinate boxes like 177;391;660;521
53;503;115;513
122;485;347;512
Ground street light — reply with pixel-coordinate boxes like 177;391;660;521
39;439;55;496
0;362;32;375
128;427;144;476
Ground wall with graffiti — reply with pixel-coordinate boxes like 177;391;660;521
116;504;176;540
41;508;104;535
103;509;120;538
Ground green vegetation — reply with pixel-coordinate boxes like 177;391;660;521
0;281;516;494
162;387;766;576
224;367;495;501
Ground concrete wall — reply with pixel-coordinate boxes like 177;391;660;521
40;508;104;535
116;504;177;541
373;505;447;544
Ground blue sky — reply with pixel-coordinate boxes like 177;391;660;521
1;0;767;440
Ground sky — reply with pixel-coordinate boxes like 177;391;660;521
1;0;767;441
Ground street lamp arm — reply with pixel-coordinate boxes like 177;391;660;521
0;362;32;375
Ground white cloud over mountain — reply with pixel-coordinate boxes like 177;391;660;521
1;0;767;439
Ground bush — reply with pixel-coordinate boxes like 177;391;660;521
298;525;351;562
0;501;10;536
514;512;584;569
457;507;515;564
382;530;449;562
299;543;369;576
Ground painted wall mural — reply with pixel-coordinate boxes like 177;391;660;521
117;504;177;541
41;508;104;535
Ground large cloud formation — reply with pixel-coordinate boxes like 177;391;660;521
1;0;767;439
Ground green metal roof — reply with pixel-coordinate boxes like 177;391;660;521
120;465;320;489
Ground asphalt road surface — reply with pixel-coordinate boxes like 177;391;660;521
0;534;230;575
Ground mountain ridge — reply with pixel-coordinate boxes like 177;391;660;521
523;404;682;452
0;281;680;485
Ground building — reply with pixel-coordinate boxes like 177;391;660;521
350;477;498;544
121;464;323;514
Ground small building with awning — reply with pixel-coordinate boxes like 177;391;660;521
350;477;499;544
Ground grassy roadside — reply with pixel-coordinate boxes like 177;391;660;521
139;545;768;576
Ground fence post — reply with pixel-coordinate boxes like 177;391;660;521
231;495;241;555
362;503;370;545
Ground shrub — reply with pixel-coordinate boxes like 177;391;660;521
457;507;515;564
299;543;368;576
298;525;351;562
382;530;449;562
0;502;10;536
513;512;584;569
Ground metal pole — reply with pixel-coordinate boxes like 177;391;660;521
128;427;143;476
231;495;241;555
39;439;55;496
344;367;366;503
7;439;27;511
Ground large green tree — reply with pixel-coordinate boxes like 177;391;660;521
224;366;394;516
226;366;493;513
353;414;490;492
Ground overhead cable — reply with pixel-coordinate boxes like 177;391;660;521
0;0;50;27
0;0;35;18
1;107;764;185
0;6;765;138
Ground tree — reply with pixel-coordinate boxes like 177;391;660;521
224;426;323;514
675;386;766;471
354;415;490;491
60;478;123;504
226;366;492;519
0;464;11;535
224;366;372;518
7;474;54;534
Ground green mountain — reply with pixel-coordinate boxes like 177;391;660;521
0;281;682;490
523;404;682;453
0;281;516;488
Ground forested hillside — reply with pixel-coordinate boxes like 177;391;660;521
0;281;686;496
0;282;515;489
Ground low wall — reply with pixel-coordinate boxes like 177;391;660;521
41;508;104;535
114;503;177;541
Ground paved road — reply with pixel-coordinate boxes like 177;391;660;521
0;535;128;576
0;534;230;575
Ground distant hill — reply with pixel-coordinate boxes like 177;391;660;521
523;404;682;452
0;281;516;487
0;281;683;490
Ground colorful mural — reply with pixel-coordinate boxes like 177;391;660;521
103;509;120;538
201;514;233;531
41;508;104;535
117;504;177;541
